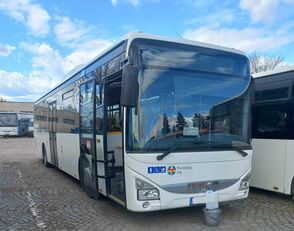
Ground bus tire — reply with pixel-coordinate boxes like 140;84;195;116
42;144;50;168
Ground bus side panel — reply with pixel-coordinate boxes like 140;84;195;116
251;139;286;193
284;140;294;194
56;133;80;180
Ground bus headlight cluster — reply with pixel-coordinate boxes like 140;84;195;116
239;173;251;190
136;178;160;201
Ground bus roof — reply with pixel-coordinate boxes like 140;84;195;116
124;32;246;56
35;32;247;104
253;65;294;79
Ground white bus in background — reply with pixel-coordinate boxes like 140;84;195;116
251;66;294;195
0;112;32;136
28;117;34;137
34;32;252;212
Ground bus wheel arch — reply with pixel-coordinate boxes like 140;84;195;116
42;143;50;168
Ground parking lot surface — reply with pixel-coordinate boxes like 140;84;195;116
0;137;294;231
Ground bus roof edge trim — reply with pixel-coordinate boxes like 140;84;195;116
124;32;246;56
253;65;294;78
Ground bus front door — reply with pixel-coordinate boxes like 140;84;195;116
79;80;98;199
48;101;58;166
104;79;125;205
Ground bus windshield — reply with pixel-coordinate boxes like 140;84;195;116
0;113;18;127
127;40;251;152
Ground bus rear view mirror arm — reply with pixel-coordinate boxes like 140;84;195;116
121;64;139;108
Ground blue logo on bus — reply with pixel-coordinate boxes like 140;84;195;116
148;166;166;174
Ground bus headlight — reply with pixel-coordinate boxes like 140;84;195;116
239;173;251;190
138;188;160;200
136;178;160;201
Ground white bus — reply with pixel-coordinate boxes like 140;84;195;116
34;32;252;212
28;117;34;137
251;65;294;195
0;112;32;136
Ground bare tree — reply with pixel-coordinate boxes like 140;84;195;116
248;51;285;74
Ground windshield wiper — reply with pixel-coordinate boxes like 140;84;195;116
231;145;248;157
156;142;182;161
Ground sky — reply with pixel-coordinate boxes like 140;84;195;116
0;0;293;102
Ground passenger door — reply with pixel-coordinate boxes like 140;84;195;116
79;80;98;198
104;79;125;205
48;101;58;166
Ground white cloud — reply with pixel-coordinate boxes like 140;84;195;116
110;0;140;7
128;0;140;6
20;42;64;87
53;16;113;72
0;43;16;57
0;0;50;36
184;9;235;27
54;17;92;48
0;69;50;102
62;39;113;74
183;26;293;52
240;0;278;24
3;38;113;101
111;0;119;6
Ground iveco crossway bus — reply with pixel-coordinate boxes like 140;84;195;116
0;112;32;136
34;33;252;211
251;66;294;195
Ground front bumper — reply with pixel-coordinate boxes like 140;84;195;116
125;165;250;212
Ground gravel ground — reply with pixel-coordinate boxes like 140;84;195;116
0;137;294;231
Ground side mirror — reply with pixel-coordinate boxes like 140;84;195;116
121;65;139;107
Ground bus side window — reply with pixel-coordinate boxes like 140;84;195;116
96;83;104;134
107;105;121;131
253;103;288;139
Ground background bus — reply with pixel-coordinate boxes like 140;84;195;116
34;32;252;212
28;117;34;137
0;112;33;136
251;65;294;195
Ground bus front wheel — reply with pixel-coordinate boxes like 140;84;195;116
42;144;50;168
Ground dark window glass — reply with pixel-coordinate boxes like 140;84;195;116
0;113;18;127
127;41;251;152
35;115;46;121
80;81;94;132
63;118;75;125
96;83;104;134
255;87;288;101
128;41;250;152
62;89;74;100
137;41;249;78
29;119;34;126
252;103;288;139
106;81;122;132
107;104;121;131
288;102;294;139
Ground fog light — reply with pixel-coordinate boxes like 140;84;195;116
142;202;149;208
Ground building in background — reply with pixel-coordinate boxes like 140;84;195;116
0;101;33;113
